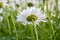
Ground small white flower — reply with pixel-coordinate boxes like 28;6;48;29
17;7;46;25
0;16;3;22
0;8;3;13
6;2;16;11
15;0;21;7
27;0;39;7
20;0;39;7
0;0;8;8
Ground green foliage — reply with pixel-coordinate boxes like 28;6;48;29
0;0;60;40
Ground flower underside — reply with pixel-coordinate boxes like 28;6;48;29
27;3;34;7
0;2;3;8
26;14;37;22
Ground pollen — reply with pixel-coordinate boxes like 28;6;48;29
26;14;37;22
27;3;34;7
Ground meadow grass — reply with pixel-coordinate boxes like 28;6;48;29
0;0;60;40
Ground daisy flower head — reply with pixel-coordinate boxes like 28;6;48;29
21;0;39;8
0;0;8;8
27;0;39;7
6;2;16;11
15;0;21;8
17;7;46;25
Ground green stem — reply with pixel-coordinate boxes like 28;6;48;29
43;0;45;12
50;0;56;40
6;18;12;40
6;16;11;35
46;1;52;40
34;24;38;40
29;24;34;40
32;19;38;40
5;8;12;40
11;11;18;40
42;22;46;40
55;0;58;18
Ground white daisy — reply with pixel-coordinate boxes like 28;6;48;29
17;7;46;25
6;2;16;11
0;0;8;14
0;0;8;8
20;0;39;8
0;16;3;22
15;0;21;7
27;0;39;7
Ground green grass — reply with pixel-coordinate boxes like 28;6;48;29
0;0;60;40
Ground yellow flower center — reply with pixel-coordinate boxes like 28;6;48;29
26;14;37;22
0;2;3;8
27;3;34;7
16;4;19;7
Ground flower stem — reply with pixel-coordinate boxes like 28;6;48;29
11;11;18;40
34;24;38;40
29;24;34;40
32;19;38;40
4;8;12;40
